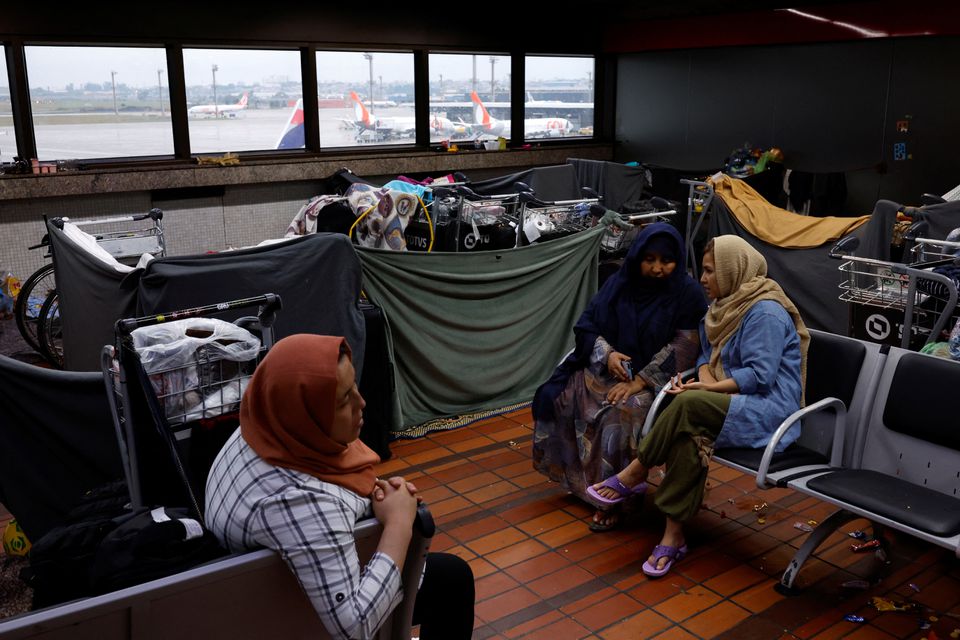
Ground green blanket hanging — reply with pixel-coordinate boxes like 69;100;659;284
357;225;606;430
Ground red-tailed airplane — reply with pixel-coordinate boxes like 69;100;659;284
187;92;249;118
348;91;467;141
275;95;471;149
469;91;574;139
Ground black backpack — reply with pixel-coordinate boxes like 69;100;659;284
22;480;224;609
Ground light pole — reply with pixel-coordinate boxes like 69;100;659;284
439;73;443;100
110;70;118;116
157;69;165;116
379;75;383;104
362;53;374;112
587;71;593;102
472;55;477;93
211;64;219;118
489;57;497;102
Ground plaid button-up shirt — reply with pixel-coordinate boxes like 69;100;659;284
205;429;402;639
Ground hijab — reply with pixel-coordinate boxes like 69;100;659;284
704;235;810;400
574;222;707;365
240;334;379;496
533;223;707;421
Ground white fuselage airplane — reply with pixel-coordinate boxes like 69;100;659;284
470;91;574;139
188;93;249;118
348;92;466;140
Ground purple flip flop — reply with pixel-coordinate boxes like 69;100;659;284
642;543;688;578
586;475;648;506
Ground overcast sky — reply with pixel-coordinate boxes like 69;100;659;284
11;46;593;90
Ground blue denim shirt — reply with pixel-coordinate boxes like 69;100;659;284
697;300;803;450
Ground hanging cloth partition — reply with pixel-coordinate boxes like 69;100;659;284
357;225;605;430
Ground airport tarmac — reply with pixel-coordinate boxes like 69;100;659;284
1;106;418;163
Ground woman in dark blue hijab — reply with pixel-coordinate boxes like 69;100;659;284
532;223;707;530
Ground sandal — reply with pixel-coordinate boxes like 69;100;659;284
588;508;620;532
586;475;648;506
641;543;688;578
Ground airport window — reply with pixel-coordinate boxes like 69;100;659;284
0;47;16;163
184;48;301;154
316;51;414;148
428;53;510;144
524;55;594;140
24;45;172;161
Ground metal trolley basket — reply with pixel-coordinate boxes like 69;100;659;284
517;188;602;246
830;236;959;349
101;294;282;518
428;184;524;252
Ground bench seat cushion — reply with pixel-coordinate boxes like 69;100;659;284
715;444;828;473
806;469;960;537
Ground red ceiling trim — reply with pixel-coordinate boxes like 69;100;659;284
604;1;960;52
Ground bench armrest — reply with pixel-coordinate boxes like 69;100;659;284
640;368;696;438
756;397;847;488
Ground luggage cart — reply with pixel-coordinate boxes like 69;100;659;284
517;188;602;246
101;294;282;518
829;236;959;349
680;179;715;279
430;184;524;252
598;201;679;258
52;208;165;265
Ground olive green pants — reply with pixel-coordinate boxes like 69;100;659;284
637;390;731;523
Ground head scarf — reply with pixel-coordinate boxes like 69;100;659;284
704;235;810;401
240;334;379;496
570;223;707;366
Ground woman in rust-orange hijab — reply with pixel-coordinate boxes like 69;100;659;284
240;334;379;496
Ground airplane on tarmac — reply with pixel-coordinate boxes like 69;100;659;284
187;93;249;118
274;97;468;149
347;91;467;141
468;91;574;139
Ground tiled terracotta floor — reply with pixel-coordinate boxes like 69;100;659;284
379;406;960;640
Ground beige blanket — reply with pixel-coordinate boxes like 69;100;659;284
710;174;869;248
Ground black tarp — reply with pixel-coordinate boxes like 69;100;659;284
566;158;648;213
469;164;581;201
708;198;898;334
136;233;367;376
47;221;139;372
0;355;124;542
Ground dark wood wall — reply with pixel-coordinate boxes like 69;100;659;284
616;36;960;213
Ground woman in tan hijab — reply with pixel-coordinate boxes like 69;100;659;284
205;334;474;639
591;236;808;578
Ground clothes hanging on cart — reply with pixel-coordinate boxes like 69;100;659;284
285;194;356;238
347;183;423;251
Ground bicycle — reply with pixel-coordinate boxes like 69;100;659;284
13;235;56;362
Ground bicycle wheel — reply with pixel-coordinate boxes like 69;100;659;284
38;290;64;369
13;263;56;354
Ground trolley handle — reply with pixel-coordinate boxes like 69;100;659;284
51;208;164;230
829;235;861;260
116;293;283;335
